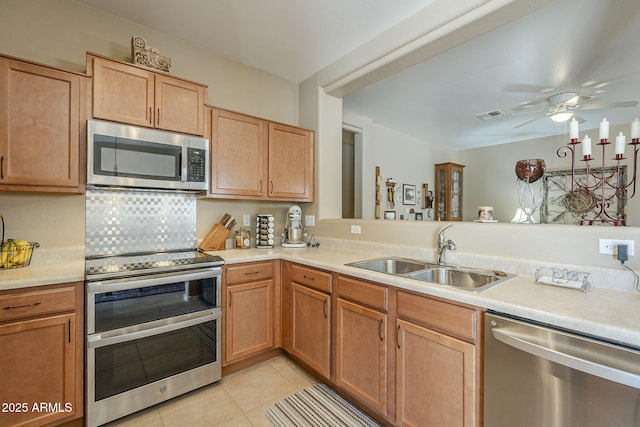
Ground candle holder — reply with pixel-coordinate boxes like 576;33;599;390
556;132;637;226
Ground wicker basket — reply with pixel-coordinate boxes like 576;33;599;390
0;215;39;269
0;241;39;269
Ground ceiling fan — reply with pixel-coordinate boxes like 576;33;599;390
513;92;638;128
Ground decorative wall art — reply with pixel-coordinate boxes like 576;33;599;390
132;35;171;72
541;166;627;225
403;184;416;205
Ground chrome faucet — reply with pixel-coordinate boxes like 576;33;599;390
437;224;456;265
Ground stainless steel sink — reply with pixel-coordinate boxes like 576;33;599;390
408;268;499;289
346;257;431;274
346;257;514;292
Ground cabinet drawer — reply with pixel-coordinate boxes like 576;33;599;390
396;290;478;342
290;264;332;294
0;286;76;323
226;261;273;285
337;275;388;312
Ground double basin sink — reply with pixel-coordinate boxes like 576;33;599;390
345;257;514;292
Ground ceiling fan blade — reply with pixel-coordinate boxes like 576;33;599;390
514;115;546;129
572;113;586;123
504;83;556;94
578;101;638;110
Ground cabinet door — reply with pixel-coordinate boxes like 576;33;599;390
290;282;330;378
155;74;205;135
225;280;274;364
335;298;387;415
0;313;77;427
92;56;154;127
396;319;478;427
0;58;82;191
268;122;314;201
209;109;268;198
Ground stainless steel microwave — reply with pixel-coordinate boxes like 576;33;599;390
87;120;209;191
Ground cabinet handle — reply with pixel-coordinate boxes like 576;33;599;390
149;107;152;125
303;275;315;281
379;318;384;342
396;324;401;349
3;302;41;310
270;181;274;194
259;179;263;195
244;271;260;276
0;155;3;179
228;292;232;307
323;299;328;318
157;108;161;126
68;318;72;344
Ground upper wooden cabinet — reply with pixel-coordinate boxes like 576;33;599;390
88;53;206;136
208;107;314;202
0;55;87;193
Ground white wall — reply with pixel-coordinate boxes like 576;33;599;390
343;111;453;219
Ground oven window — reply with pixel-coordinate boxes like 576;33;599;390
94;278;217;333
94;320;217;401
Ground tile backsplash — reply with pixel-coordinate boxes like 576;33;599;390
85;187;196;257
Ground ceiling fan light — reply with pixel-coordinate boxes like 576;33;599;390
550;112;574;123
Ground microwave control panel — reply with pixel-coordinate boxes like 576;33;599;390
187;148;206;182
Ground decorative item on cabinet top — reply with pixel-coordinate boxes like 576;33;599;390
132;36;171;72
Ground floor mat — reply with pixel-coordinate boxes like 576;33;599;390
266;383;382;427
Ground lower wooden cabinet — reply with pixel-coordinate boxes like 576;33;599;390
290;282;331;378
282;262;332;379
335;275;389;416
335;298;388;415
395;290;481;427
395;319;477;427
0;282;83;427
223;261;277;366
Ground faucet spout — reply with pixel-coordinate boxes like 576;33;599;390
437;224;456;265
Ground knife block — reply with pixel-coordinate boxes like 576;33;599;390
198;223;230;251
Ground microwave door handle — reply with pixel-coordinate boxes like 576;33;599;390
181;148;187;182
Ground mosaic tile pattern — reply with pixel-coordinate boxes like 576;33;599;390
86;187;196;257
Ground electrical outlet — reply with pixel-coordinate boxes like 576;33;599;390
305;215;315;227
350;225;361;234
599;239;635;256
243;214;251;226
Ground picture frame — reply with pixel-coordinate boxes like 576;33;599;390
415;212;423;221
384;210;396;220
403;184;416;205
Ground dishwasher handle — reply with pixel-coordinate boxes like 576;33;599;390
492;326;640;389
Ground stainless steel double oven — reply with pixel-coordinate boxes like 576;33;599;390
85;250;224;427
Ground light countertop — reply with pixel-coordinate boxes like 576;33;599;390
2;245;639;348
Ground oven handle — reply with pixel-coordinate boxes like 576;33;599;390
87;309;221;349
87;268;220;294
492;326;640;389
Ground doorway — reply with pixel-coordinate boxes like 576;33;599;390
342;125;362;218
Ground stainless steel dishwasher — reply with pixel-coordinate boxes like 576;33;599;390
484;311;640;427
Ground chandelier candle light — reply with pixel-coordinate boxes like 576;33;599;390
556;117;640;226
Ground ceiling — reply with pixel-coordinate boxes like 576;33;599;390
75;0;435;83
76;0;640;150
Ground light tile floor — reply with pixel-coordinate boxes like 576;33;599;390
107;355;318;427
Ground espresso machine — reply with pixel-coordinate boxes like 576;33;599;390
281;205;307;248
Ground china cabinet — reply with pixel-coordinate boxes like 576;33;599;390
435;162;465;221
